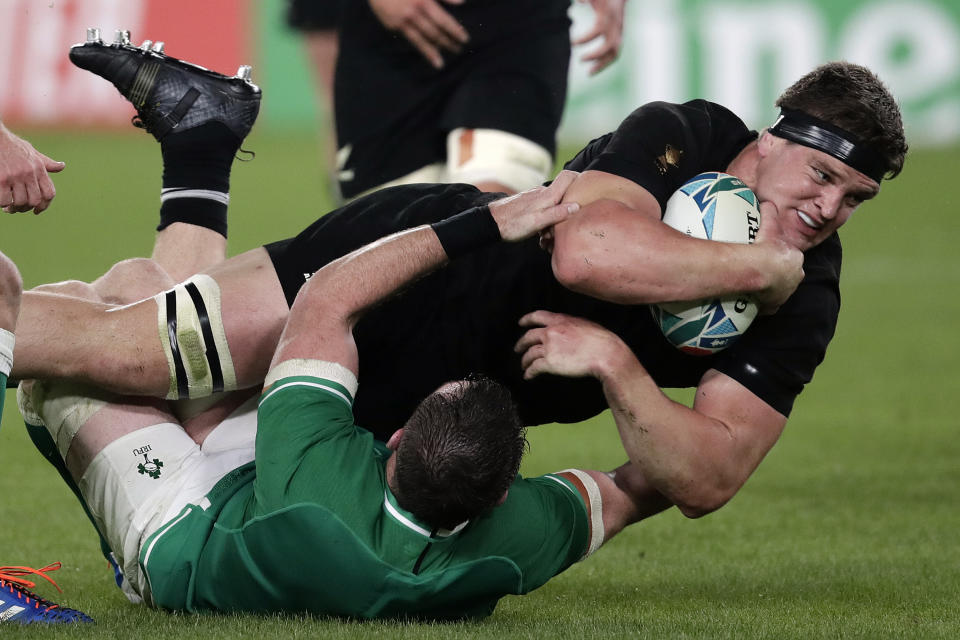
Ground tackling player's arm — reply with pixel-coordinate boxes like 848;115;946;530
549;170;803;313
517;310;786;518
551;467;659;553
270;173;582;373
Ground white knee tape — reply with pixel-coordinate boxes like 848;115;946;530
17;380;110;459
155;274;237;401
446;128;553;192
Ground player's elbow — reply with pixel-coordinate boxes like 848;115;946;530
676;496;728;519
672;481;738;519
550;242;600;296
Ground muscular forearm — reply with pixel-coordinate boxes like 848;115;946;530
275;201;515;368
273;226;449;370
517;307;784;521
298;177;579;329
313;226;447;324
517;309;745;517
551;202;775;305
597;352;745;518
610;461;675;523
275;176;578;371
550;191;807;314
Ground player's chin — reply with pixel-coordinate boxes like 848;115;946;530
798;226;831;251
787;218;823;251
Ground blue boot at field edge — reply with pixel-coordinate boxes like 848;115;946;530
0;563;94;624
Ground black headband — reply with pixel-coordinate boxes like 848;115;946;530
768;108;886;183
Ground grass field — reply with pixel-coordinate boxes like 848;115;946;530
0;127;957;638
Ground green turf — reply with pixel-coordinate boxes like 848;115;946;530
0;129;957;638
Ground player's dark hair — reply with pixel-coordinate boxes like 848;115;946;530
776;61;908;179
393;377;527;530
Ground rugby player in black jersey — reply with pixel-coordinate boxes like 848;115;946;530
13;36;906;525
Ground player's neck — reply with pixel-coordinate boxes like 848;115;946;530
725;140;761;191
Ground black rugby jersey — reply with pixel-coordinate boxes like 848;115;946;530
267;101;841;437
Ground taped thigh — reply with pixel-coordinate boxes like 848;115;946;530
446;128;552;192
17;380;111;460
155;274;237;400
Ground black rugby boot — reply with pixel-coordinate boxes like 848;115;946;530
68;27;261;142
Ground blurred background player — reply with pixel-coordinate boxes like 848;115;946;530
285;0;344;197
288;0;626;200
0;121;90;624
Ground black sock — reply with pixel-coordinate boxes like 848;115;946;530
157;122;241;238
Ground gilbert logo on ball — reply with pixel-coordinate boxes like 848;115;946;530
652;172;760;355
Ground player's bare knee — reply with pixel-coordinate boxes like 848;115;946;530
0;251;23;302
31;279;98;300
446;128;552;193
95;258;175;304
0;253;22;331
154;274;238;400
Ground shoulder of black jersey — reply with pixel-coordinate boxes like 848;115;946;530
803;232;843;282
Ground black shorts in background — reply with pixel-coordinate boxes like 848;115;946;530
334;0;571;198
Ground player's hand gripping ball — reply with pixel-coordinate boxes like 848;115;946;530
652;172;760;355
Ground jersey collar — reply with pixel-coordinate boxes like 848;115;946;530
382;490;469;540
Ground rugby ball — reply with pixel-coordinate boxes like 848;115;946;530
652;172;760;355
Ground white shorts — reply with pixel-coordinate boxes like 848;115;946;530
79;395;258;603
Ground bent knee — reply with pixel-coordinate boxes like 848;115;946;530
31;279;98;300
0;252;23;297
95;258;175;304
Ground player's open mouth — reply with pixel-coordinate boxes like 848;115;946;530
796;210;819;229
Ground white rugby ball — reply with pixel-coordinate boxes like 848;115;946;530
652;172;760;356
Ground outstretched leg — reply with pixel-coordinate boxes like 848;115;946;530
70;28;261;281
18;237;259;605
11;30;287;397
12;247;286;398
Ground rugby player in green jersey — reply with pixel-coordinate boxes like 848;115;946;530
19;169;661;618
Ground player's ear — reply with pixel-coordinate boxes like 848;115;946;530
386;428;404;450
757;130;777;157
495;489;509;506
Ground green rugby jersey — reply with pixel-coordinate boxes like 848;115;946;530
140;366;591;619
